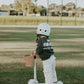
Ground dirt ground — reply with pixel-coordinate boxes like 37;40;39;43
0;29;36;33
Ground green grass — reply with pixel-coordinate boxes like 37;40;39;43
51;28;84;39
0;28;84;41
54;52;84;60
0;27;84;84
0;28;36;41
0;16;84;25
0;67;84;84
0;32;36;41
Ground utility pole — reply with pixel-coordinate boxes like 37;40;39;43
14;0;20;3
75;0;77;26
27;0;30;16
47;0;49;24
61;0;63;26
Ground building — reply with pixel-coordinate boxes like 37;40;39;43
0;10;8;16
0;9;23;16
48;8;84;17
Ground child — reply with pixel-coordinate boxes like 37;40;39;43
32;23;57;84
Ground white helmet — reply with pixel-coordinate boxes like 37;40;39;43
37;23;51;36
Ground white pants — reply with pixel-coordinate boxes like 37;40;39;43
42;55;57;84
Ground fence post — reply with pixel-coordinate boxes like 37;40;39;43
61;0;63;26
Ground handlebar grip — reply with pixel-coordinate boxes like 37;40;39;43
34;56;36;59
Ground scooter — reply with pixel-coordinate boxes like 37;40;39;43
28;56;63;84
28;56;44;84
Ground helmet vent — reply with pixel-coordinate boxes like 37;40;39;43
40;29;41;31
45;30;47;32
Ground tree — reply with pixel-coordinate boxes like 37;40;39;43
0;5;9;9
56;5;63;11
34;0;37;2
20;0;30;15
35;5;45;13
49;4;56;10
65;3;76;10
14;1;22;10
9;4;14;8
62;6;66;10
14;0;36;15
29;3;36;14
32;0;37;6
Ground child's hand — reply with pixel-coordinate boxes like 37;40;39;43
32;50;37;56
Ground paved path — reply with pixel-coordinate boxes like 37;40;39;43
0;25;84;28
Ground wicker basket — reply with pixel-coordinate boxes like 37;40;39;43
24;55;34;67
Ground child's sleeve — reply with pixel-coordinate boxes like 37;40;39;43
36;38;43;54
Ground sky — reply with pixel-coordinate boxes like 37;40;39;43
0;0;14;7
0;0;84;8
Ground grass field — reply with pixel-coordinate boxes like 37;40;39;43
0;16;84;26
0;27;84;84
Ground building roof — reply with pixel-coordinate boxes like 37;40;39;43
0;8;19;12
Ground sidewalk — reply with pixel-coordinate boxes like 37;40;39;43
0;25;84;28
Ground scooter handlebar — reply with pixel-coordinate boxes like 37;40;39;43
34;56;36;59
